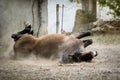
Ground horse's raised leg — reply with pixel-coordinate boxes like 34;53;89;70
82;39;93;48
76;31;92;39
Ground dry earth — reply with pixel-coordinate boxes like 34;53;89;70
0;35;120;80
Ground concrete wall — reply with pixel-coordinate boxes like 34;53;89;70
38;0;48;36
0;0;47;57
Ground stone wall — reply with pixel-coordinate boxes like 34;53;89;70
73;9;95;32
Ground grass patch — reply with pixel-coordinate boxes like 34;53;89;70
92;33;120;44
81;33;120;45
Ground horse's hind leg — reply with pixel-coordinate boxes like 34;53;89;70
76;31;92;39
83;39;93;48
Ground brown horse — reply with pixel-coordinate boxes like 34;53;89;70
12;30;97;63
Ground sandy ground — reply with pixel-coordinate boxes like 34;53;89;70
0;43;120;80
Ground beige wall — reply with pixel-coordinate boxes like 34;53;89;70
0;0;48;57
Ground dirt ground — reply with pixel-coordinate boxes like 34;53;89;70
0;35;120;80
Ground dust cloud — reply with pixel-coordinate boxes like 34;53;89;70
0;52;59;67
16;54;59;66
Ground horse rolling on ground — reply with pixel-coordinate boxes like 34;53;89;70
11;27;97;63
